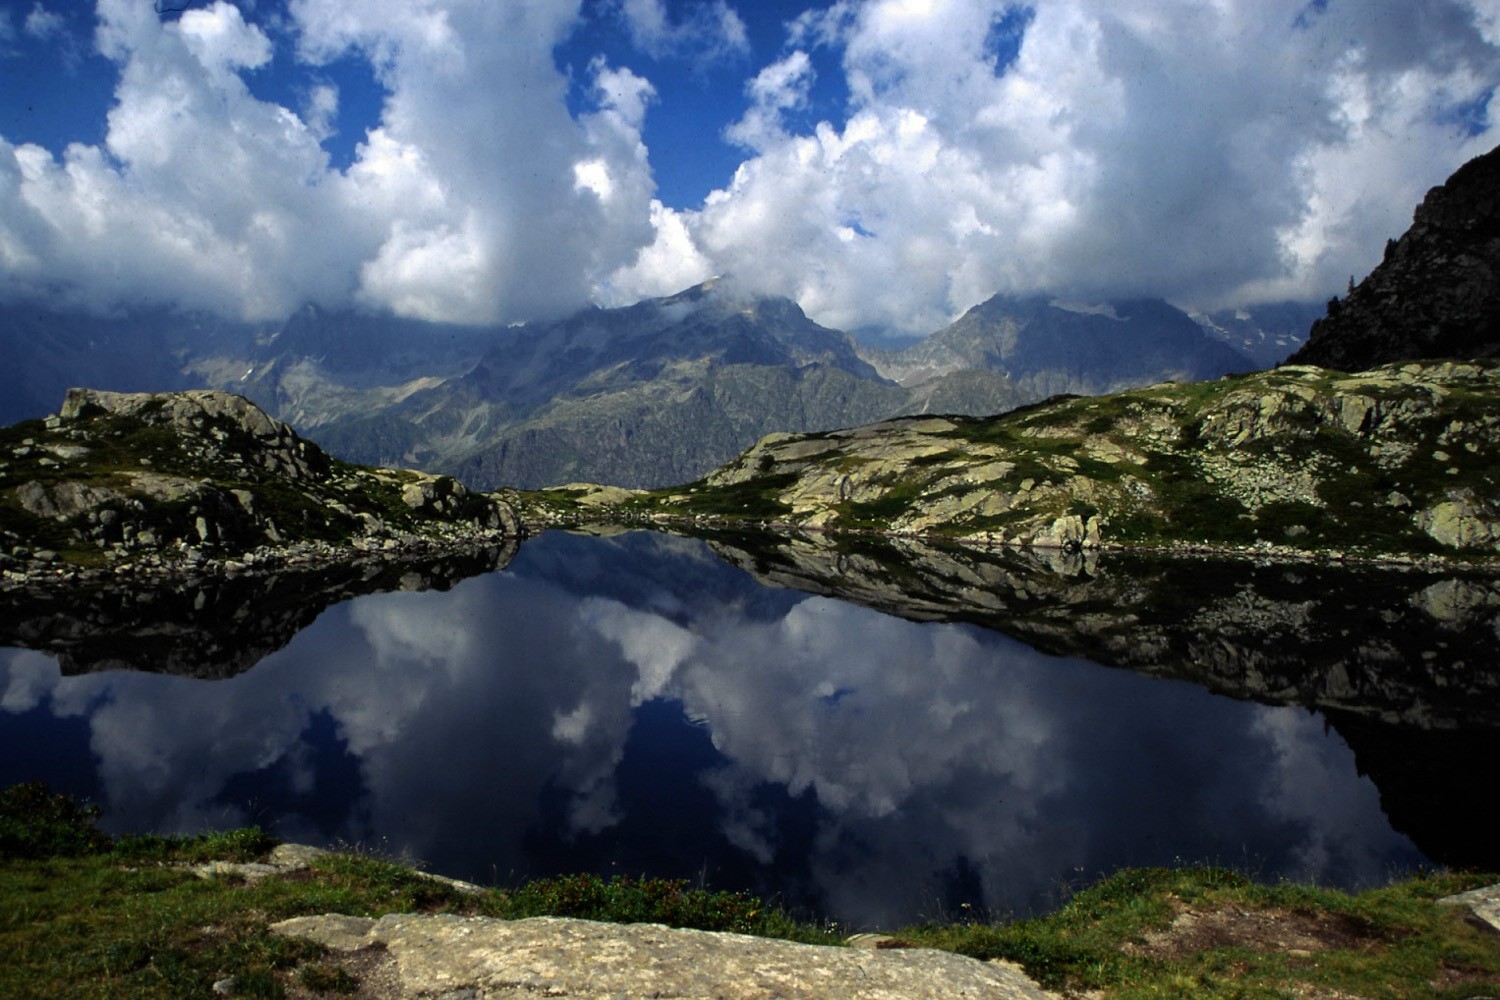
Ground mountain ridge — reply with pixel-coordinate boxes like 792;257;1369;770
867;294;1256;397
2;283;1301;491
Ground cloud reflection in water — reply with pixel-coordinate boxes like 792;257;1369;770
0;531;1419;927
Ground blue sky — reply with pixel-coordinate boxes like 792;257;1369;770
2;0;1498;335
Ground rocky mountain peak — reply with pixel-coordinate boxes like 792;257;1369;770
1288;143;1500;370
59;387;328;481
872;294;1253;396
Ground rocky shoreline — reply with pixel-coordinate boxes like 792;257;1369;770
519;496;1500;575
7;366;1500;596
515;360;1500;569
1;522;518;590
8;497;1495;596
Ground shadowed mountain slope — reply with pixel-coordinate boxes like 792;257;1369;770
1289;142;1500;370
866;295;1255;397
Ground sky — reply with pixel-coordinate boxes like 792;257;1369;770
1;0;1498;337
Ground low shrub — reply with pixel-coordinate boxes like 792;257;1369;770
0;781;111;859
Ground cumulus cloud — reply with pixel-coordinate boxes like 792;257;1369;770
611;0;1500;334
618;0;749;62
294;0;660;323
1;0;1498;334
2;4;346;318
301;82;339;141
724;50;816;152
596;197;714;304
0;0;661;323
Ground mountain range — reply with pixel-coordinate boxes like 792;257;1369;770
10;140;1500;492
1;280;1289;489
861;294;1260;396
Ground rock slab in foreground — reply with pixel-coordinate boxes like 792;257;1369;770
1439;883;1500;935
273;913;1053;999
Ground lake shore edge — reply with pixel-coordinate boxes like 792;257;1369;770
517;500;1500;574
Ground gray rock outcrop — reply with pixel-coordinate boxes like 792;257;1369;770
60;386;329;479
634;360;1500;559
1;388;520;584
271;913;1053;999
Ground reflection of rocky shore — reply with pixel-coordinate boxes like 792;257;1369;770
0;539;517;678
703;529;1500;729
701;529;1500;871
1326;711;1500;872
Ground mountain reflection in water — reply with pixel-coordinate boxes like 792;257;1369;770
2;529;1492;928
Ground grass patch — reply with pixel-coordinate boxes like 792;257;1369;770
298;963;358;994
0;784;831;998
834;478;927;527
656;473;798;520
896;866;1500;998
4;786;1498;999
0;782;112;859
907;449;962;467
1141;452;1256;544
487;873;834;944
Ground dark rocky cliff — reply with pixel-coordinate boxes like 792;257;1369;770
1289;144;1500;370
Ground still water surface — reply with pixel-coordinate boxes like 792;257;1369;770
0;530;1444;928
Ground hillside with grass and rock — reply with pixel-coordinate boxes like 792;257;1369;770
0;387;518;585
561;359;1500;563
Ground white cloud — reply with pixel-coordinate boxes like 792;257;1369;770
3;0;369;318
0;0;661;324
302;82;339;141
1;0;1498;333
23;4;65;41
177;1;272;74
672;0;1500;334
618;0;749;62
595;198;714;304
589;58;656;132
724;50;815;152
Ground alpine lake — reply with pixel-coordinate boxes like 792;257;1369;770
2;526;1496;931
